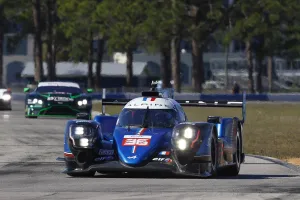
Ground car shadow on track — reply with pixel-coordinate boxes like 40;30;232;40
73;173;298;180
216;174;299;180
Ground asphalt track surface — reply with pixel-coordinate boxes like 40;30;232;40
0;101;300;200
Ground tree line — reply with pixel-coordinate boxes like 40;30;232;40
0;0;299;93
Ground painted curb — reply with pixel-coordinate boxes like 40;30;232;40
247;154;300;173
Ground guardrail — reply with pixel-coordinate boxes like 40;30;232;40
12;92;300;102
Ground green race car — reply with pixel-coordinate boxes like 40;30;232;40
24;81;93;118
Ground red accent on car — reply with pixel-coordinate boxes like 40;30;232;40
191;130;201;148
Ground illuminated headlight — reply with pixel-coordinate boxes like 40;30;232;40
38;100;43;104
33;98;38;104
183;127;195;139
79;138;89;147
78;99;88;106
74;127;84;135
2;94;11;101
69;125;96;148
177;139;187;150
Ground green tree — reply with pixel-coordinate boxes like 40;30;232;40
58;0;102;88
0;0;34;86
187;0;233;92
0;3;4;87
227;0;300;93
143;0;188;90
95;0;150;87
32;0;44;83
45;0;56;81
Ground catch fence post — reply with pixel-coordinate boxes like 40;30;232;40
102;88;106;115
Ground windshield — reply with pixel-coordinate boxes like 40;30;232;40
116;108;177;128
36;86;82;94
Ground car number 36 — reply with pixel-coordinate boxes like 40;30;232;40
122;138;150;146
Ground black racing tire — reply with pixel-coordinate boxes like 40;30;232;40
224;126;242;176
25;115;37;119
210;132;218;177
67;171;95;177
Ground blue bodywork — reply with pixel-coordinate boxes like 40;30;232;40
61;92;246;177
113;127;172;166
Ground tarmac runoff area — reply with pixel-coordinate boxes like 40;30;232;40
0;101;299;200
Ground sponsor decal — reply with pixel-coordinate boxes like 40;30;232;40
142;97;156;101
94;156;114;162
75;120;89;123
152;158;172;163
47;96;74;102
127;155;137;159
98;149;114;156
159;151;170;156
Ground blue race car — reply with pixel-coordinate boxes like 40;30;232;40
58;90;246;178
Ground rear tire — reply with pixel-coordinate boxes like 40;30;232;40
210;132;218;177
67;171;95;177
224;126;242;176
25;115;37;119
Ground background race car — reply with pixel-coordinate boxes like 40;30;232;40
0;88;12;110
24;82;93;118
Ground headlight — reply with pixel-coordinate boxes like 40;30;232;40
77;99;88;106
30;98;43;104
74;126;84;135
2;94;11;101
69;125;96;148
177;139;187;150
183;127;195;139
79;138;89;147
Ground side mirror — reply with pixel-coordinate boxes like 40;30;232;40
87;88;93;93
24;87;30;93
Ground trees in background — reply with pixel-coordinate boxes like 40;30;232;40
95;0;150;87
0;0;33;86
1;0;300;92
57;0;100;89
45;0;56;81
32;0;43;83
186;0;237;92
226;0;300;93
0;3;4;87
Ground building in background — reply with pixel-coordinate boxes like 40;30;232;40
21;61;161;89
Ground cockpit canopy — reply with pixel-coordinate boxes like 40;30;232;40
116;108;177;128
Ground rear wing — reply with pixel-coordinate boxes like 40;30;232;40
100;91;246;123
177;92;246;123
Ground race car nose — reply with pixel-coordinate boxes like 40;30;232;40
114;128;170;166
